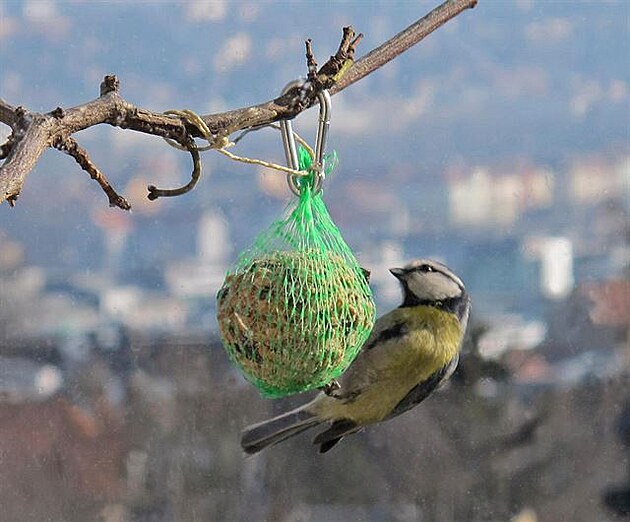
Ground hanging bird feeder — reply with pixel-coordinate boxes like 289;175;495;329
216;83;375;397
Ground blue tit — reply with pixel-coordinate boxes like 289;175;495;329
241;258;471;454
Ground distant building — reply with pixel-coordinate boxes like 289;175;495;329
449;167;494;227
569;154;629;205
477;314;547;360
448;166;555;229
102;287;189;332
165;209;232;300
539;237;574;300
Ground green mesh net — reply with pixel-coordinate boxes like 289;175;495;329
217;148;375;397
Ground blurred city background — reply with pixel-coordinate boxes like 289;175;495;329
0;1;628;521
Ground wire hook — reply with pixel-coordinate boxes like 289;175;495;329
280;81;331;196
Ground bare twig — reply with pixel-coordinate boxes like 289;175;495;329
52;136;131;210
305;39;318;82
147;136;202;200
314;26;363;90
0;0;477;209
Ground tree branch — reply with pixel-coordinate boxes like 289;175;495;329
0;0;477;209
331;0;477;94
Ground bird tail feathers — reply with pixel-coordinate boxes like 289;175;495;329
241;406;321;454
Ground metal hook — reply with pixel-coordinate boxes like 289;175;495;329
279;80;302;173
280;80;331;196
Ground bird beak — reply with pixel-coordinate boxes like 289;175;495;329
389;267;406;280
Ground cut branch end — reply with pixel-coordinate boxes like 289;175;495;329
100;75;120;96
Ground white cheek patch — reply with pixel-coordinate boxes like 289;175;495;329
407;274;461;301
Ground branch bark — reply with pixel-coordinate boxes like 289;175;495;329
0;0;477;209
331;0;478;94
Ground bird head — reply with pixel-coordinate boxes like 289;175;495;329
389;259;466;306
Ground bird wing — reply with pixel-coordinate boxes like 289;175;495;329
385;354;459;419
325;306;462;411
312;419;360;453
332;308;411;402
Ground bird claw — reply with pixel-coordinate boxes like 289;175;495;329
321;379;341;398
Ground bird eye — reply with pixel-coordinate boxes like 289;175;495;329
419;264;433;273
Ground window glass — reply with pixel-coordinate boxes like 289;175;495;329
0;2;627;521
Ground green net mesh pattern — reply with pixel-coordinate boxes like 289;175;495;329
217;148;375;397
